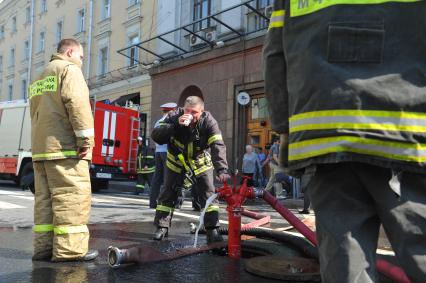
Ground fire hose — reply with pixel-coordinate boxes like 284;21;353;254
216;178;411;283
189;225;318;259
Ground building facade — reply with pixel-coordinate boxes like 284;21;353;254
120;0;273;169
0;0;155;135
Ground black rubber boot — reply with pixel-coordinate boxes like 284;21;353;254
153;227;168;241
81;249;99;261
51;249;99;262
206;228;223;244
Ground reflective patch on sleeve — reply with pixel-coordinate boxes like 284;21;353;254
74;128;95;138
208;134;223;145
32;150;78;160
268;10;285;30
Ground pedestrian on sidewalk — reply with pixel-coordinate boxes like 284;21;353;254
29;38;98;262
264;137;285;197
241;145;261;187
255;147;268;188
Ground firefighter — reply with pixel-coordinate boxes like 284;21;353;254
135;137;155;195
263;1;426;282
151;96;230;242
29;39;98;261
150;102;177;208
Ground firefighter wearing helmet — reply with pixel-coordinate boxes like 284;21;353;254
29;39;98;261
151;96;230;242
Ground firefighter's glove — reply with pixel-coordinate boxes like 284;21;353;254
77;146;90;158
217;172;231;183
279;133;289;171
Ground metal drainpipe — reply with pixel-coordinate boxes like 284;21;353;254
27;0;35;98
86;0;93;79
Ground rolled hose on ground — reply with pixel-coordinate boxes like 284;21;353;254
191;226;318;259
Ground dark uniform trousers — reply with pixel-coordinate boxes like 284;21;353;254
150;152;167;208
309;162;426;283
154;167;219;229
136;172;153;190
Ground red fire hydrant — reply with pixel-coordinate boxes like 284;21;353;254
216;177;255;259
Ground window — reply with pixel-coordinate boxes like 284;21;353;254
26;7;31;23
247;0;271;32
12;16;17;33
8;84;13;101
39;32;45;52
193;0;212;32
41;0;47;13
128;0;140;6
21;79;27;99
0;25;4;39
250;97;269;120
9;48;15;66
24;41;30;60
99;47;108;75
77;9;85;32
128;36;139;67
56;21;63;42
102;0;111;19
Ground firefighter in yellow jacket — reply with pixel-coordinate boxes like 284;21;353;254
264;1;426;281
29;39;98;262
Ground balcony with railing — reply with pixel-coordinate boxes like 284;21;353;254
117;0;270;67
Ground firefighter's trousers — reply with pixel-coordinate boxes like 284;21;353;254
154;168;219;229
33;158;91;261
136;172;153;192
309;162;426;282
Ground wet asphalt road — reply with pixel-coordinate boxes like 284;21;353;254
0;180;308;282
0;180;395;282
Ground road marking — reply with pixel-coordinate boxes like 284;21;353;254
0;190;30;196
0;200;25;209
10;195;34;201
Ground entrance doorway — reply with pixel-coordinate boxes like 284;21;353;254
245;94;278;180
246;95;277;154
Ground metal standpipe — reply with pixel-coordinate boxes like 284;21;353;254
216;178;256;260
227;206;242;259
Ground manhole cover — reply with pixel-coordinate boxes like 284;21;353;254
245;256;321;281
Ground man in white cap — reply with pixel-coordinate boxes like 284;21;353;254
149;102;177;208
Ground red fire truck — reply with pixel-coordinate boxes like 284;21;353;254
0;99;141;192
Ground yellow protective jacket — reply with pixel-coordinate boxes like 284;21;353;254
29;54;94;161
264;0;426;174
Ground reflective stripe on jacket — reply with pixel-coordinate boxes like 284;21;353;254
29;54;94;161
264;0;426;173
